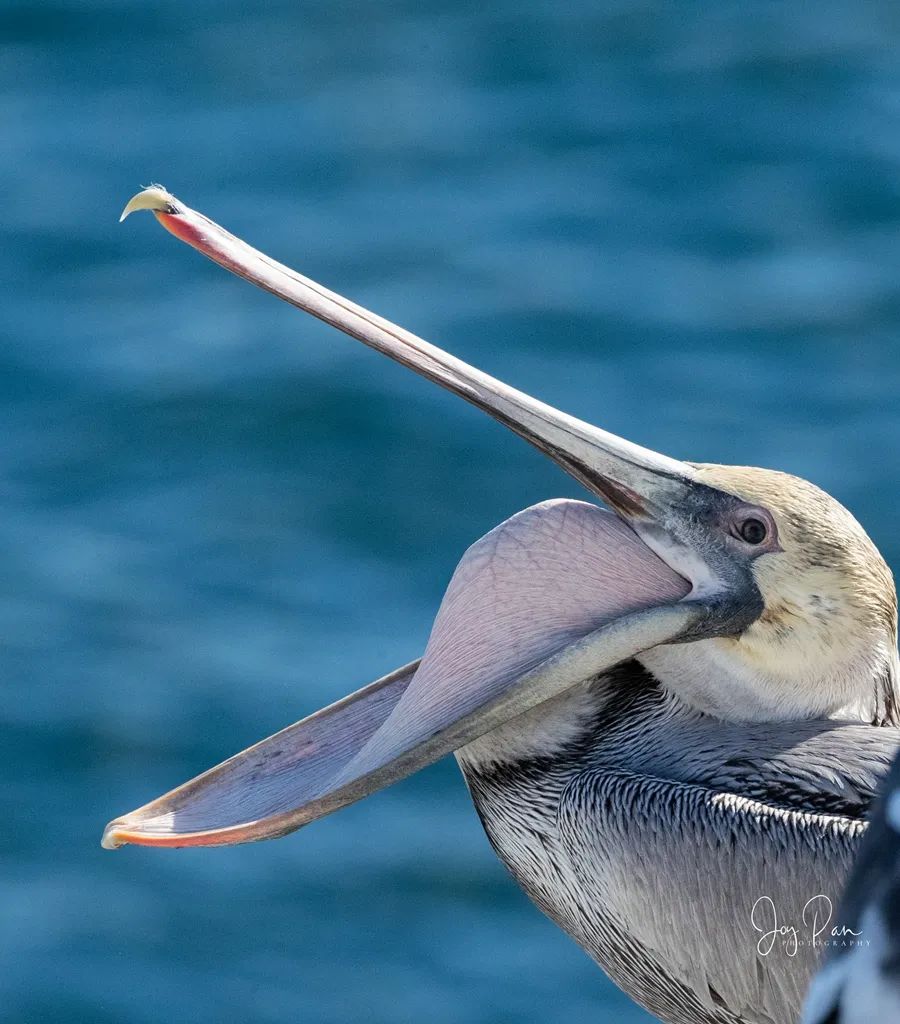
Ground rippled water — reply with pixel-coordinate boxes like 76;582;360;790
5;3;900;1022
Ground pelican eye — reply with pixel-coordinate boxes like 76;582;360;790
738;517;768;545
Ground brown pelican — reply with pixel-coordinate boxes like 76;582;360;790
802;749;900;1023
107;187;900;1024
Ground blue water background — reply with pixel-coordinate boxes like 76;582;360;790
5;2;900;1021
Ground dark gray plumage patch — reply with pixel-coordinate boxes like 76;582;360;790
462;662;899;1024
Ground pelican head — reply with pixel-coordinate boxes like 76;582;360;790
102;188;898;850
640;463;898;725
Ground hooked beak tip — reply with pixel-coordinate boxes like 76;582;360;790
120;185;178;223
101;821;126;849
101;820;179;850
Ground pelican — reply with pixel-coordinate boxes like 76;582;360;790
802;748;900;1023
107;187;900;1024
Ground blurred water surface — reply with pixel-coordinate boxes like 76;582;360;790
5;2;900;1022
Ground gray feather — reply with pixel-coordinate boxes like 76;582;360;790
461;666;899;1024
803;749;900;1024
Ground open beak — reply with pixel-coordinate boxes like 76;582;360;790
103;188;750;850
